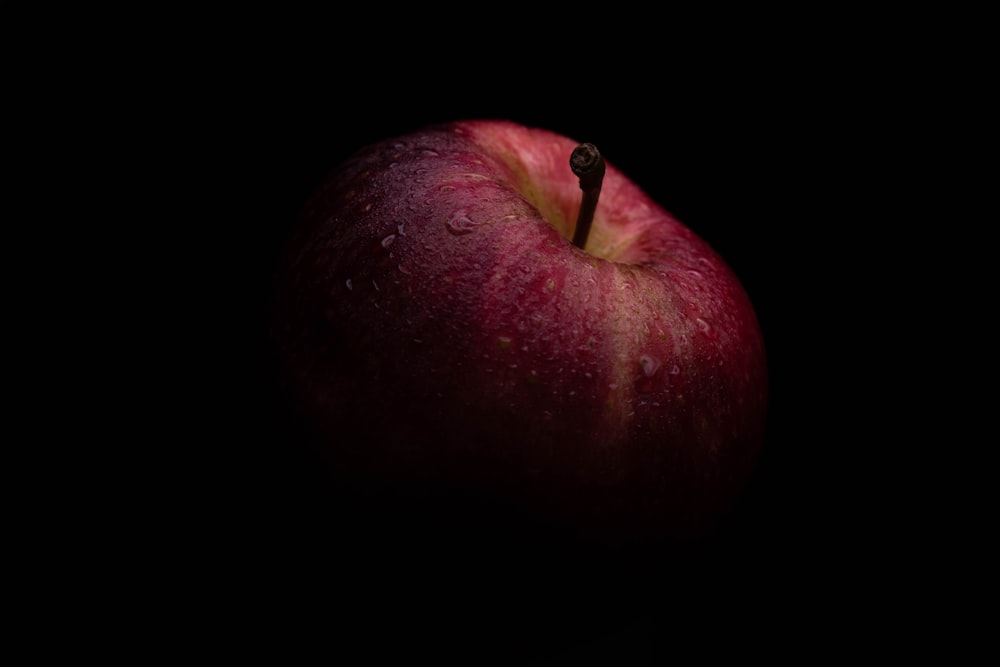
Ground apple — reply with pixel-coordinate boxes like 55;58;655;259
271;118;767;551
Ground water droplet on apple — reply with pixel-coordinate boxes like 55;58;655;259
639;354;661;377
445;210;481;235
381;234;396;249
397;223;406;236
696;317;717;339
345;279;353;291
670;364;681;375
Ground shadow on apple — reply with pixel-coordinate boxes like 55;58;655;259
267;119;769;657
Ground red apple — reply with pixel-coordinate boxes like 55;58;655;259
272;119;767;548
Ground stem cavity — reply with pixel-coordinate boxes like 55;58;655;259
570;142;605;250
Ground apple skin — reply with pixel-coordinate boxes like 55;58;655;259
273;119;767;546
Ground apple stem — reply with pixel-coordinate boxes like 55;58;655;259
570;142;605;250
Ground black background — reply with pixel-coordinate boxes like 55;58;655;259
183;20;923;664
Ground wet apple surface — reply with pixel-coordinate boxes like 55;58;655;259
273;119;768;548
